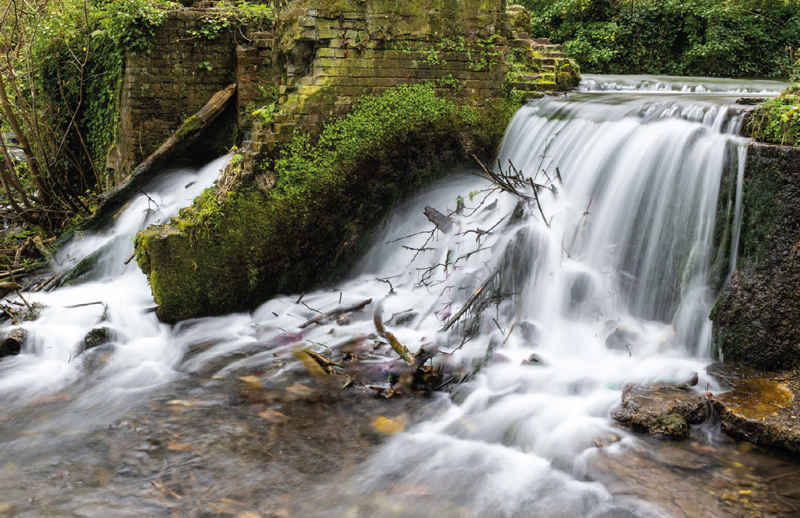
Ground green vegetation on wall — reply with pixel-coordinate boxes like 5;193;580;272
136;84;520;321
748;85;800;147
520;0;800;78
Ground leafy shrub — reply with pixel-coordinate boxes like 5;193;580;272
521;0;800;78
748;86;800;147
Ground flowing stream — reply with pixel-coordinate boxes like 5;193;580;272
0;76;797;517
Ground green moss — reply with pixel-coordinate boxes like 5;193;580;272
748;86;800;148
136;84;518;321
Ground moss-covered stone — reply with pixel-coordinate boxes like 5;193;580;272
136;84;519;322
746;86;800;148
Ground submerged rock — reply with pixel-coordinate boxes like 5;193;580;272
79;327;114;355
605;326;639;354
709;363;800;454
612;383;710;439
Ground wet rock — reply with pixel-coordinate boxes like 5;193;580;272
0;327;26;358
605;326;639;354
710;143;800;370
612;383;710;439
567;271;593;307
708;363;800;454
521;353;545;366
517;320;540;344
79;327;113;354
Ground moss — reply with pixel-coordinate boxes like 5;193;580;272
174;115;203;140
136;84;517;322
747;86;800;148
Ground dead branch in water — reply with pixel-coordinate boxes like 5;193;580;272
440;271;498;332
373;301;414;364
299;298;372;328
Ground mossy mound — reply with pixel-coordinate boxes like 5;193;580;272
136;84;519;322
746;86;800;148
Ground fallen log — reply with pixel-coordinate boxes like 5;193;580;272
76;83;238;232
299;298;372;328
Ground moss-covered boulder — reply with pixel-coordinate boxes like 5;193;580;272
711;142;800;370
136;84;517;322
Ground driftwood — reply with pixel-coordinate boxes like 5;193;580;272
77;83;238;232
299;298;372;328
424;206;454;234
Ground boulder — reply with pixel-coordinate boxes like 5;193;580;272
709;363;800;454
612;383;710;439
711;143;800;369
0;327;26;358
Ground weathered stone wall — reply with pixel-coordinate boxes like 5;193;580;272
132;0;580;322
711;142;800;370
107;10;239;183
106;0;577;184
241;0;574;157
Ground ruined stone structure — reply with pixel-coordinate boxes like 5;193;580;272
130;0;580;322
109;0;578;182
107;10;241;182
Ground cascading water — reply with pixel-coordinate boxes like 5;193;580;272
0;77;796;517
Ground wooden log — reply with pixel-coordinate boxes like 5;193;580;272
77;83;238;232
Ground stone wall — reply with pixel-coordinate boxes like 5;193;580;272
711;142;800;370
106;10;239;183
241;0;575;160
107;0;578;183
132;0;581;322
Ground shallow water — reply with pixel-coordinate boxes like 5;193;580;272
0;76;797;517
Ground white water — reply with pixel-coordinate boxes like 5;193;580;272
0;76;786;515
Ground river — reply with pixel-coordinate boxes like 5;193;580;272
0;75;796;517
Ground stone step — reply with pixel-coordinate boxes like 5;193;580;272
539;52;567;59
531;44;561;52
532;57;559;65
510;81;556;92
242;140;271;153
253;38;274;49
249;31;274;39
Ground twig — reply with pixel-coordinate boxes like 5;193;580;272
64;301;105;309
529;178;550;228
373;300;413;364
299;298;372;328
440;271;497;332
376;277;396;294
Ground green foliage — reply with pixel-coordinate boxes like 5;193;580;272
188;15;231;40
748;86;800;147
249;84;279;124
137;84;518;320
521;0;800;78
272;84;468;197
35;0;173;190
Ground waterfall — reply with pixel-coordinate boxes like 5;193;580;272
0;76;789;516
